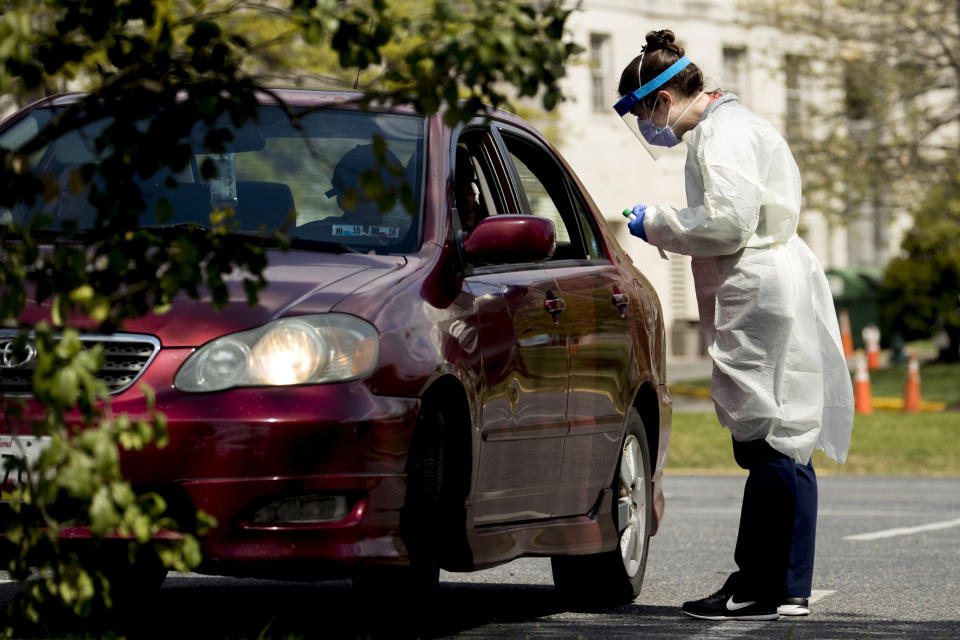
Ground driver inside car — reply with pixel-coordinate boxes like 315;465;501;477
316;143;404;241
454;146;484;233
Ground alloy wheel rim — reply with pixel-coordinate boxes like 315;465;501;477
618;434;646;577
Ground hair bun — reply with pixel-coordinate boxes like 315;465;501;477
645;29;679;54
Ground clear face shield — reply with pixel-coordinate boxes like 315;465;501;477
613;55;692;161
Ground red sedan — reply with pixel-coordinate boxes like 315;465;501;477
0;90;671;604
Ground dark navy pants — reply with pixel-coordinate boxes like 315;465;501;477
726;436;817;600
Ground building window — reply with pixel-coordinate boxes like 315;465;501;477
590;33;612;112
783;54;814;142
722;47;748;102
784;54;809;142
844;60;874;121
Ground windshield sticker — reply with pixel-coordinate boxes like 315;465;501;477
331;224;365;238
331;224;400;239
368;226;400;239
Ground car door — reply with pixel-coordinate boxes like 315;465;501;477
495;125;634;518
455;127;569;526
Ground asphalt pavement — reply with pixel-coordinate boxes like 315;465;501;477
440;474;960;639
3;475;956;639
2;357;955;638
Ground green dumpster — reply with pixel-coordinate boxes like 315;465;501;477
826;267;883;350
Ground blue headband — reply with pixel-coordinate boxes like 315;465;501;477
613;56;692;116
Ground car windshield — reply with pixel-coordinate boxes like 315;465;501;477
0;104;425;254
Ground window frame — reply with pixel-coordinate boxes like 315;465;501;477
722;46;749;103
589;33;613;113
450;125;513;238
490;123;607;265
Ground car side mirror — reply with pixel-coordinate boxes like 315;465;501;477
462;214;556;265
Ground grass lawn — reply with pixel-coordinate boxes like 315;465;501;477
866;361;960;405
673;358;960;406
667;410;960;476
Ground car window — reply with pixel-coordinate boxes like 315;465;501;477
0;112;54;225
574;195;604;259
504;147;571;245
453;137;493;233
1;106;426;255
188;109;426;253
498;131;595;261
0;112;42;154
453;127;517;229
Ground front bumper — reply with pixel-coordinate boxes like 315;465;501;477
4;347;421;576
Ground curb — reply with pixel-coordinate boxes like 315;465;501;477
870;397;947;412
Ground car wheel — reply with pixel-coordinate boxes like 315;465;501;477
551;407;652;605
399;402;445;595
353;401;456;637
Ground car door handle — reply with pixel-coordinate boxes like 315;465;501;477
612;292;629;318
544;297;565;323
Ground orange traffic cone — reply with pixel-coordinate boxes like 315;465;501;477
863;324;881;370
903;351;922;413
839;309;854;358
854;352;873;415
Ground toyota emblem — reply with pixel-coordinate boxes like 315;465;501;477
0;340;37;369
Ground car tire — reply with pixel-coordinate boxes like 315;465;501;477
398;402;446;595
354;400;464;637
551;407;652;605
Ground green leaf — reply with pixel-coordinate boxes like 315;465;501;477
90;486;121;535
156;198;173;223
341;188;358;211
52;367;80;406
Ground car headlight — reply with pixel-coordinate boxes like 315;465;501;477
174;314;379;392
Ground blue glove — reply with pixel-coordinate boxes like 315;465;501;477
627;204;648;242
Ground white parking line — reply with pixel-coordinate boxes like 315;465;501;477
844;517;960;541
667;507;948;517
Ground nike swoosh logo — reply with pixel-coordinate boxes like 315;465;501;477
726;596;757;611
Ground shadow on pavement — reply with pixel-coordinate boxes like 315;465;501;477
1;577;564;639
1;577;958;639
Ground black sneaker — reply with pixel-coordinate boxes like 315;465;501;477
682;588;780;621
778;596;810;616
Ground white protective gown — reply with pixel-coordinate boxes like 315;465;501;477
643;94;854;464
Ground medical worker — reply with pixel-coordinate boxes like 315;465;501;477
614;30;853;621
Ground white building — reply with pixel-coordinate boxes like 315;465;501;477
2;2;908;359
555;0;906;356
